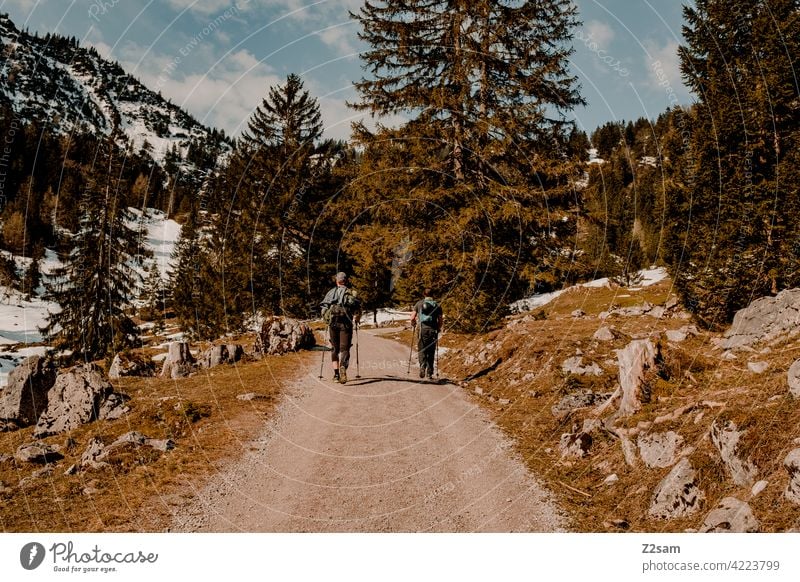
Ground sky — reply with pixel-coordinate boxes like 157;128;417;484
0;0;694;141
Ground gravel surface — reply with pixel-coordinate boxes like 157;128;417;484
171;329;568;532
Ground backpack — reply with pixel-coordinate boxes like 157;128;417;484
322;287;360;324
419;298;439;326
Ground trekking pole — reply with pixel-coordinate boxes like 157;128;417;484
435;332;440;379
355;321;361;379
318;340;326;379
406;324;416;375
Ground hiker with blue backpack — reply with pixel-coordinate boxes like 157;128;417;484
320;272;362;383
410;288;443;379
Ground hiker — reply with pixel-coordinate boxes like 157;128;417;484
410;288;443;379
320;272;361;383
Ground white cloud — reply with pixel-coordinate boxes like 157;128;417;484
645;39;683;89
583;20;615;49
165;0;250;15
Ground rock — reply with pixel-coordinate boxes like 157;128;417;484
15;442;63;464
722;288;800;350
751;480;769;497
0;355;57;428
681;325;700;337
784;449;800;505
648;306;666;319
33;364;130;438
598;311;611;320
593;327;615;341
665;329;687;343
638;431;684;468
0;480;11;494
788;360;800;397
257;316;315;355
603;518;629;530
747;361;769;374
160;342;196;379
571;309;586;318
700;497;760;533
621;435;639;467
604;474;619;485
80;437;108;469
201;344;244;368
649;458;705;519
0;453;11;464
710;419;757;486
108;352;155;379
561;356;603;376
498;398;511;406
147;438;176;452
64;464;78;475
665;296;679;311
617;339;659;417
721;351;737;361
551;390;608;417
559;431;592;458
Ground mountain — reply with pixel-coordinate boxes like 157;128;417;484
0;13;228;166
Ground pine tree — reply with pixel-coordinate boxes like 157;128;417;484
41;140;146;360
350;0;585;330
673;0;800;327
212;74;338;321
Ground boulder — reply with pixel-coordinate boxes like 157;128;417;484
722;289;800;350
0;355;57;428
593;326;615;341
257;317;315;355
784;448;800;505
700;497;760;533
637;431;684;469
80;437;108;470
15;442;63;464
109;352;155;379
571;309;586;318
33;364;130;438
200;344;244;368
710;419;757;486
788;360;800;398
617;339;659;417
551;390;608;417
160;342;196;379
561;356;603;376
559;431;592;458
649;458;705;519
747;361;769;374
665;329;687;343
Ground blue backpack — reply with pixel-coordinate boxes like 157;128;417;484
419;298;439;326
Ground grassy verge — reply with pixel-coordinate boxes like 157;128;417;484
0;349;310;532
434;279;800;532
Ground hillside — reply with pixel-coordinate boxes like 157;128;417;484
0;13;227;166
432;276;800;532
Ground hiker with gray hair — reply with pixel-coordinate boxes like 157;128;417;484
320;272;362;383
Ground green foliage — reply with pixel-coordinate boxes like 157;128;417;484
671;0;800;328
349;0;585;331
41;139;147;360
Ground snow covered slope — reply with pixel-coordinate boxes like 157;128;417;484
0;13;227;165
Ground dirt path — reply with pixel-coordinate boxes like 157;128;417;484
172;329;568;532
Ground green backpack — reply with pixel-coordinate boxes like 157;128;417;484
323;288;360;324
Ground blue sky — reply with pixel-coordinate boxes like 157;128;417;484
1;0;694;140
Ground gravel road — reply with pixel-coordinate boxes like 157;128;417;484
172;328;568;532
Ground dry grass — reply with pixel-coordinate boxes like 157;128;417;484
0;342;311;532
437;278;800;532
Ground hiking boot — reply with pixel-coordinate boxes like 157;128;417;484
419;365;426;378
426;371;433;380
333;371;340;383
339;369;348;384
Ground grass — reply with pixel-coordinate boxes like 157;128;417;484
0;341;311;532
436;277;800;532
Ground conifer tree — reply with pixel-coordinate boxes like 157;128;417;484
350;0;584;330
673;0;800;327
213;74;338;321
41;140;145;360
